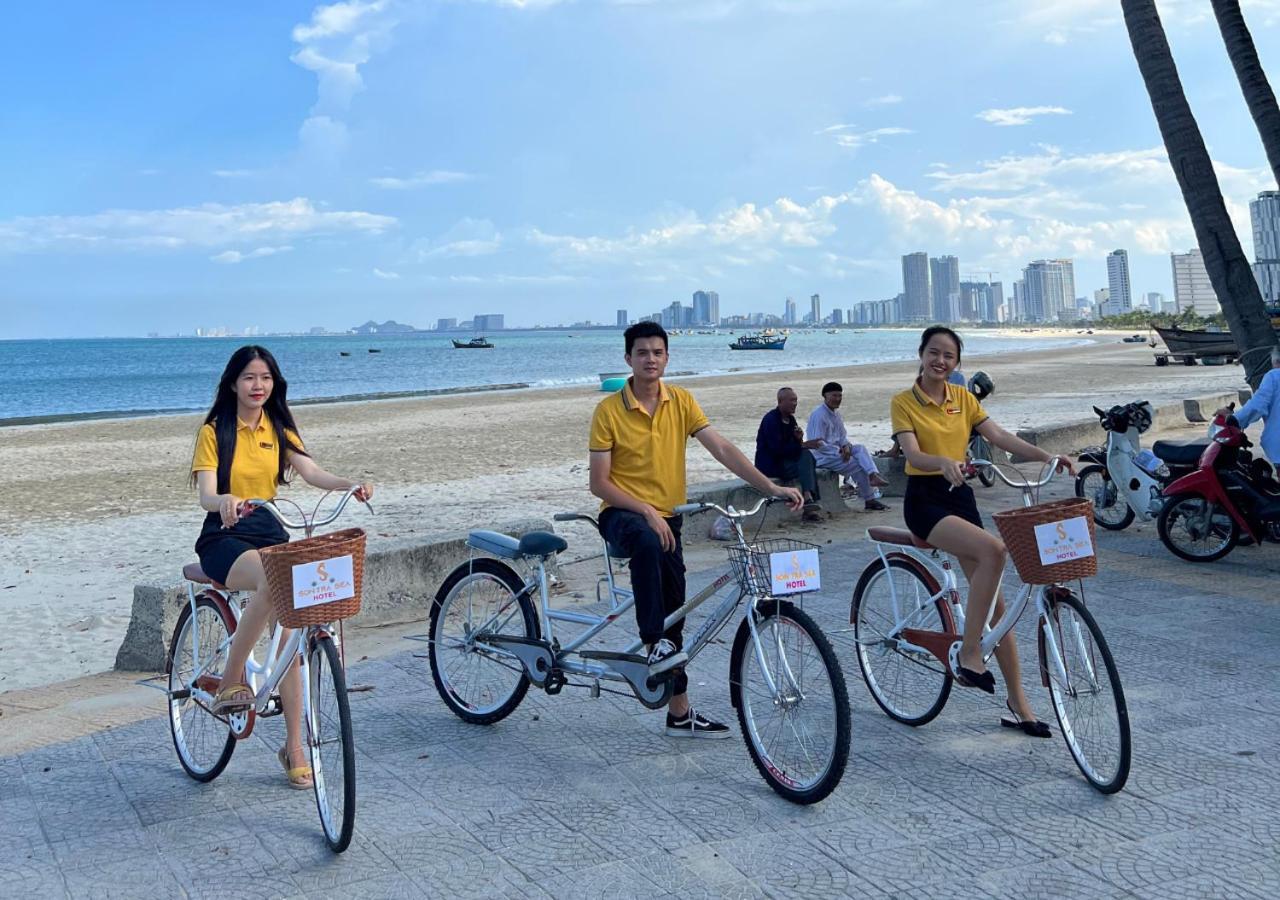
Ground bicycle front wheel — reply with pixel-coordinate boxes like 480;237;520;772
730;600;850;805
430;558;538;724
307;633;356;852
851;558;953;726
167;595;236;781
1040;590;1130;794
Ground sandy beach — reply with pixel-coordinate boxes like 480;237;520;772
0;331;1250;691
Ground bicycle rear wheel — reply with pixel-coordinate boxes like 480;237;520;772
730;600;850;805
851;558;953;726
307;632;356;852
1040;589;1130;794
167;595;236;781
430;558;538;724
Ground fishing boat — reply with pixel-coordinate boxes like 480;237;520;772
729;332;787;351
1151;324;1237;360
452;337;494;349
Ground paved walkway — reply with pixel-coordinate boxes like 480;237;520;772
3;480;1279;898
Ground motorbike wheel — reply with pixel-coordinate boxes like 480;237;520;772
1157;495;1239;562
1075;465;1134;531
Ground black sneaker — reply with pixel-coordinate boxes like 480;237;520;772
665;708;732;739
646;639;688;675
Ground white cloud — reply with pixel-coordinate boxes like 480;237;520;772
370;170;474;189
816;124;913;151
213;169;256;179
373;267;401;279
864;93;903;107
0;198;395;254
417;217;503;258
976;106;1072;127
210;245;294;264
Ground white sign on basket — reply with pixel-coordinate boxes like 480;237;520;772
1033;517;1095;566
769;548;821;595
291;554;356;610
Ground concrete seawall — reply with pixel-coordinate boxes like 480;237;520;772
115;518;555;674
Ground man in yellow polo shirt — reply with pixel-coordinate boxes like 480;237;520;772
589;322;803;738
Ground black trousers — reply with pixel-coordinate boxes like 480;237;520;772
599;508;688;696
779;451;820;501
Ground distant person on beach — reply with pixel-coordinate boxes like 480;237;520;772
191;345;373;789
754;387;825;523
891;325;1071;737
589;322;804;738
806;382;891;511
1216;346;1280;464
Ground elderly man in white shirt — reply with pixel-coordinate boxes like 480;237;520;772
806;381;890;511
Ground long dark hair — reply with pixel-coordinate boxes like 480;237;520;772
190;345;308;493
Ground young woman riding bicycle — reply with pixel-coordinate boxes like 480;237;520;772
890;326;1073;737
190;345;373;788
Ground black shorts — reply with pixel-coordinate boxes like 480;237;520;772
194;508;288;586
903;475;983;542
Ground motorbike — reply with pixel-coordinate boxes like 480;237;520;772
965;371;998;488
1074;401;1207;530
1157;411;1280;562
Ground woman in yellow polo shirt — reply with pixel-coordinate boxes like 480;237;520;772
191;345;373;788
890;326;1071;738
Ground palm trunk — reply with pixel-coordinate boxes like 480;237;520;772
1212;0;1280;188
1122;0;1276;388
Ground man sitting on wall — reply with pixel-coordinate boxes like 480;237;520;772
807;381;890;511
755;387;825;523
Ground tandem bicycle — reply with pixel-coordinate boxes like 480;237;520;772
428;496;851;804
163;487;371;851
850;461;1131;793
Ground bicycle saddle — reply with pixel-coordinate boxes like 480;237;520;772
867;526;933;550
183;562;227;591
518;531;568;558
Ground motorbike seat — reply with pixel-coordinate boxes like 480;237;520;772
1153;439;1208;466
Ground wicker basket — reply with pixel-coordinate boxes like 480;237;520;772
992;497;1097;585
260;528;367;628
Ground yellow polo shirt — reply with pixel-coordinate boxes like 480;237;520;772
589;379;710;516
890;382;988;476
191;411;304;500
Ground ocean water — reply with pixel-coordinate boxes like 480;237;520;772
0;329;1085;424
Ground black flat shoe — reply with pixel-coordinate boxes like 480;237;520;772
1000;702;1052;739
953;664;996;694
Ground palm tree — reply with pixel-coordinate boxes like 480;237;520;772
1122;0;1276;388
1212;0;1280;188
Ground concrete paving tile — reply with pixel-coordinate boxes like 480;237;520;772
62;851;185;900
535;859;665;900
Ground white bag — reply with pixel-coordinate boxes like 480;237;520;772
708;514;735;541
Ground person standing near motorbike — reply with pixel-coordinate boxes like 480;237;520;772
1216;347;1280;465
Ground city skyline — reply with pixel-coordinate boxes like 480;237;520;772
3;2;1280;338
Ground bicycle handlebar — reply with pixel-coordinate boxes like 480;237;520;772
244;486;371;531
674;495;781;518
968;458;1063;491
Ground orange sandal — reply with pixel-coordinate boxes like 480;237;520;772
277;746;313;790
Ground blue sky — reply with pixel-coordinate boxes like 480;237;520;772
2;0;1279;337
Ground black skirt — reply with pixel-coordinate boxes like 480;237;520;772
902;475;983;542
194;507;288;586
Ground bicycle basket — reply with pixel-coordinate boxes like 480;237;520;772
992;497;1096;585
727;538;822;597
260;528;367;628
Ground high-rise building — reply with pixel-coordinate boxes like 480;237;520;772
784;297;797;325
1094;288;1110;316
810;294;822;326
1171;249;1220;316
1011;279;1025;322
1022;259;1076;322
902;252;931;321
1105;249;1133;317
473;313;505;331
959;281;1001;322
662;301;684;329
1145;292;1164;312
616;309;628;327
691;290;720;326
1251;191;1280;303
930;255;960;321
436;318;457;331
830;308;843;325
